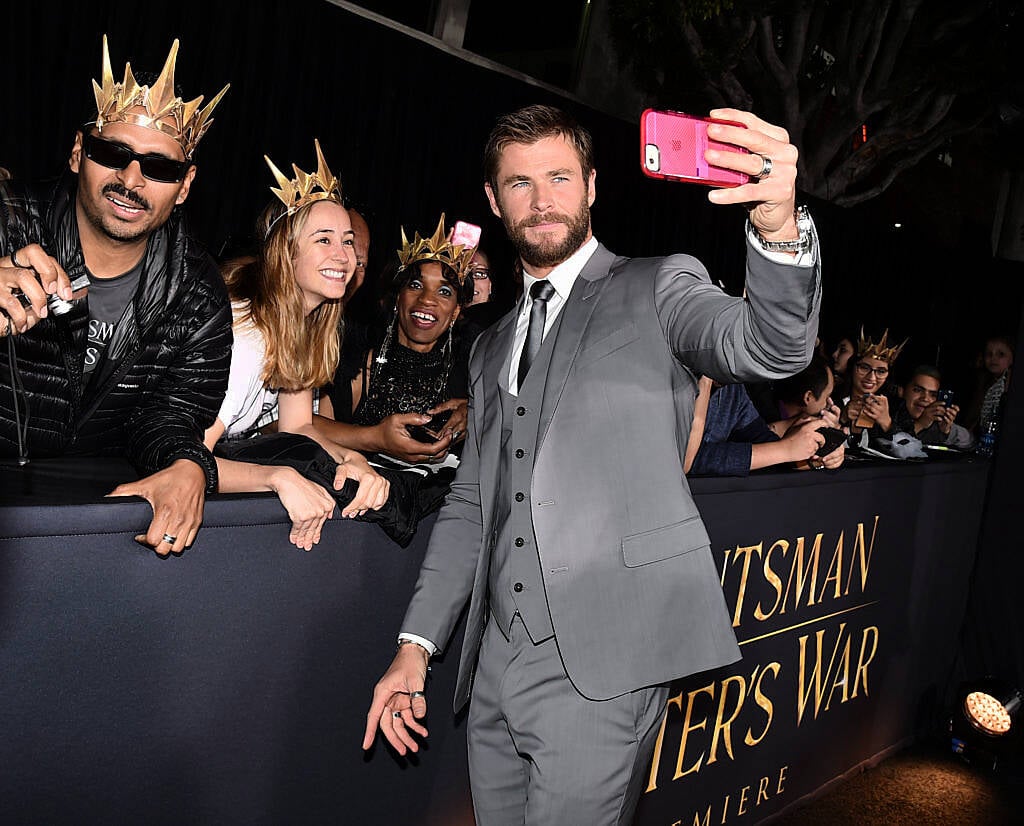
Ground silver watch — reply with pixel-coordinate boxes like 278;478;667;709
750;205;814;253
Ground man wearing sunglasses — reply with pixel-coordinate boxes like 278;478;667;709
0;35;232;557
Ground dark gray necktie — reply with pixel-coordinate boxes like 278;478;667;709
517;279;556;388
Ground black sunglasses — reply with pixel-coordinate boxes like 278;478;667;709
82;132;191;183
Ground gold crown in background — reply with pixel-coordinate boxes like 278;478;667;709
265;139;342;216
397;214;474;282
92;35;229;158
857;327;907;363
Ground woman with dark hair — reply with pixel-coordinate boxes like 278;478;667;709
317;214;475;468
204;141;389;550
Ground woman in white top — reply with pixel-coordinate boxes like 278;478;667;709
204;141;388;549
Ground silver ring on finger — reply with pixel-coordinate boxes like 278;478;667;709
10;248;27;269
162;533;178;545
392;710;403;719
753;154;773;180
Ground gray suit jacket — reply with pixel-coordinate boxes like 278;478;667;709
402;238;821;708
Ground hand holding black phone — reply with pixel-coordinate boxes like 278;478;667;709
815;426;847;457
406;409;453;443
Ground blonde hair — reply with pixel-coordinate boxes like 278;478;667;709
222;199;343;391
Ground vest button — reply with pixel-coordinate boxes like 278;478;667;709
513;582;524;592
515;492;525;502
515;537;525;547
515;449;525;458
516;406;526;416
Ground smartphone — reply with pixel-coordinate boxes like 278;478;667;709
450;221;482;250
816;427;847;457
854;394;875;429
937;389;954;407
641;109;750;187
406;409;453;443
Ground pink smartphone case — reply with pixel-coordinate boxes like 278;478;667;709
641;109;750;187
451;221;482;249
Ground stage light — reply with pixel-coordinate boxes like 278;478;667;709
950;676;1022;771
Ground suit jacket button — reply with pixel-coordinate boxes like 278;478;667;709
515;537;525;547
516;406;526;416
513;582;524;592
515;449;525;458
515;492;525;502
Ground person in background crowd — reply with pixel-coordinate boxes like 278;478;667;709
467;247;492;306
829;329;858;396
459;245;509;340
688;375;844;477
962;333;1014;436
891;364;973;449
317;214;474;467
362;102;821;825
840;328;905;440
768;353;842;426
0;35;232;557
204;140;389;550
346;207;371;304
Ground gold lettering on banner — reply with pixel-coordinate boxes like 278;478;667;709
672;766;790;825
797;623;880;724
645;664;780;791
723;517;880;629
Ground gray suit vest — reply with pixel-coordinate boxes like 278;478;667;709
487;307;566;643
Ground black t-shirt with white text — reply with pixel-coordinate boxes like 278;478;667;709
82;261;142;382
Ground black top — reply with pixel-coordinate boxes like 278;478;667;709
326;317;472;424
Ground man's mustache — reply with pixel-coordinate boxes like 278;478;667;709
102;183;149;211
520;213;569;228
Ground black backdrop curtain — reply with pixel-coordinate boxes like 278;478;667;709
2;0;1022;716
5;0;1022;360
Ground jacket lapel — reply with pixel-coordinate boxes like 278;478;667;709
537;244;621;448
476;308;518;529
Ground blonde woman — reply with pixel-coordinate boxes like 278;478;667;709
205;142;389;549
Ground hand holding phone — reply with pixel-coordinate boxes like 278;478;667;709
406;409;453;443
815;427;847;458
641;109;750;188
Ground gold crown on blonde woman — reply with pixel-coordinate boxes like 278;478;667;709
91;35;229;158
397;213;474;283
857;327;907;362
265;138;342;216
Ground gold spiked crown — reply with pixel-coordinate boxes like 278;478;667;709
265;139;342;217
92;34;229;158
857;327;907;363
397;214;475;283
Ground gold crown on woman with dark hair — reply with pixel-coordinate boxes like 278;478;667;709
92;35;229;158
265;138;342;217
857;327;907;362
397;214;475;283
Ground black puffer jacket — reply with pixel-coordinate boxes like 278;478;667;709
0;173;232;491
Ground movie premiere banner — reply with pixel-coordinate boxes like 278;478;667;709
634;461;988;826
0;458;987;825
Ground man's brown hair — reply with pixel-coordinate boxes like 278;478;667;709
483;104;594;190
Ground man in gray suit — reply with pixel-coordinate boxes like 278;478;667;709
363;104;823;825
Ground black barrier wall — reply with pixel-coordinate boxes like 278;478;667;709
0;456;989;825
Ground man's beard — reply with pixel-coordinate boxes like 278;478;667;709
80;183;154;244
502;195;591;269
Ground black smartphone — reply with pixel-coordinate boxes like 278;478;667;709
816;426;847;457
937;389;954;407
406;409;453;443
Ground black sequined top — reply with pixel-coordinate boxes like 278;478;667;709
326;316;472;425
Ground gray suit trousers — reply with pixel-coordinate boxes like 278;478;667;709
467;615;669;826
